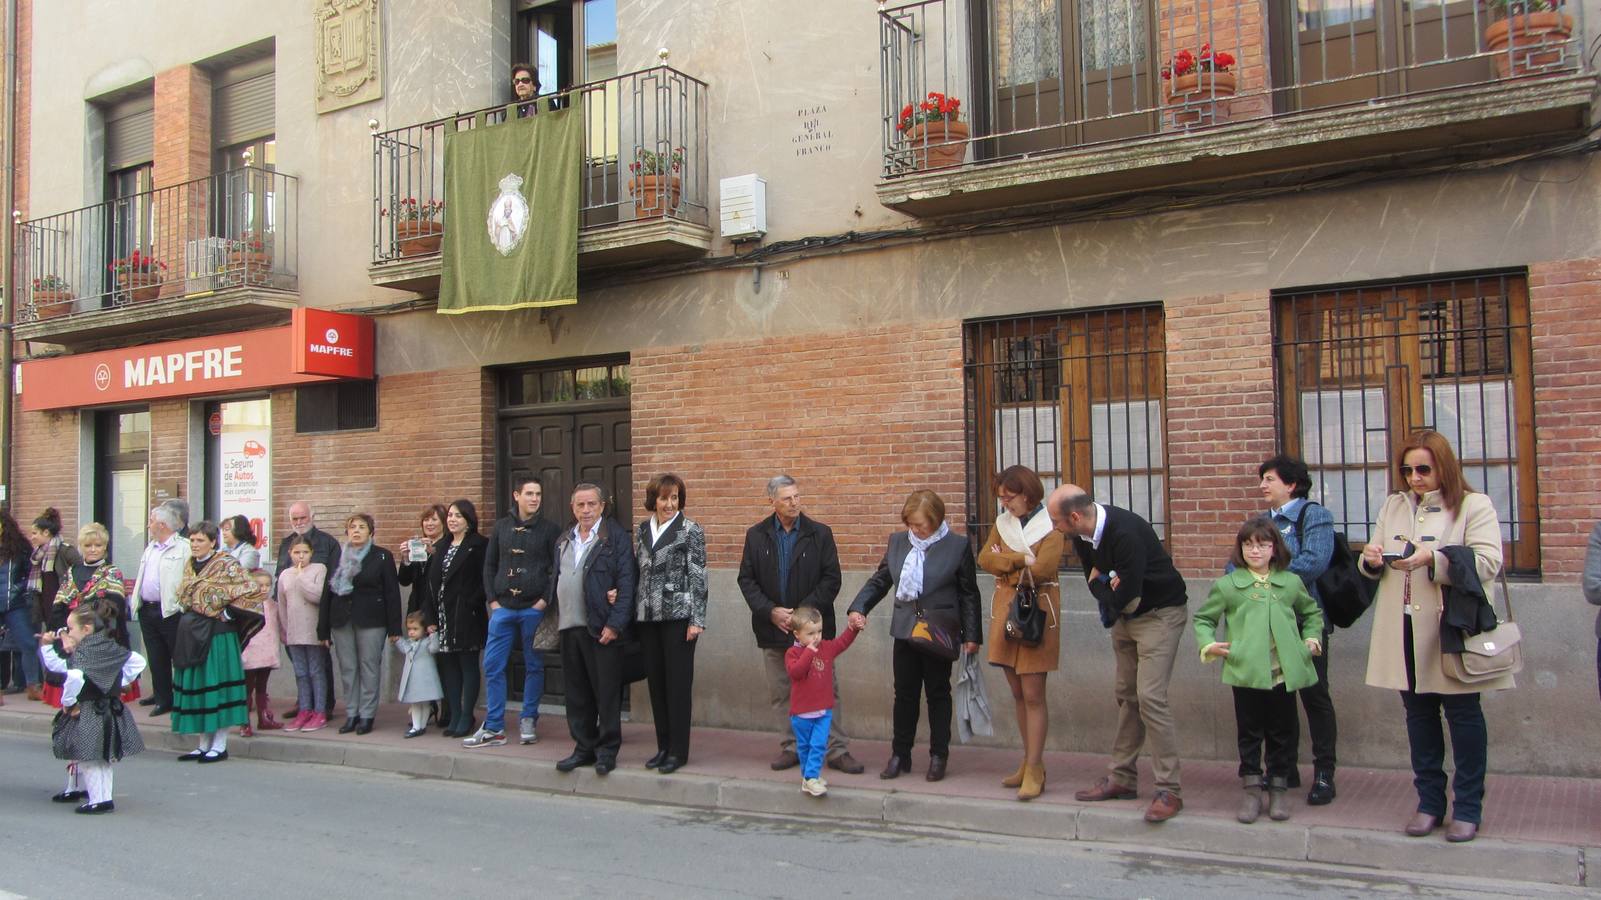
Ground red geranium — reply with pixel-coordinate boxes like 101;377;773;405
897;91;962;134
1161;44;1236;80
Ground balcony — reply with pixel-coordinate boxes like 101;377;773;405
878;0;1594;217
13;167;300;349
368;65;711;295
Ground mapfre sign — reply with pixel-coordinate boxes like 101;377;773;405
20;309;376;411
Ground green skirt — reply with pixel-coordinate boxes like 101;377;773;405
172;631;249;734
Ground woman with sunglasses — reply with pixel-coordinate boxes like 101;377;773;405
1360;429;1510;844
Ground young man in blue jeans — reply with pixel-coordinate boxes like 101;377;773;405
466;477;560;748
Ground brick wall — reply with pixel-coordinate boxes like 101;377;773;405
269;368;496;555
1163;291;1277;574
152;64;211;188
1528;258;1601;580
631;321;967;570
10;407;79;532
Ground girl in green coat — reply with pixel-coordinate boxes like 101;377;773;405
1195;517;1324;824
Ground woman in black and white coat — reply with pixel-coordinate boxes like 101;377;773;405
633;473;708;775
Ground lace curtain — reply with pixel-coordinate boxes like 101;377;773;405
993;0;1148;85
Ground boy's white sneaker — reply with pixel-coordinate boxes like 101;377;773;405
801;777;828;797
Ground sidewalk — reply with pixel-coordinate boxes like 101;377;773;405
2;699;1595;887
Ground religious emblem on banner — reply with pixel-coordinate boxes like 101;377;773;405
487;173;532;257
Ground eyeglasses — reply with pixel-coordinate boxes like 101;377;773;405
1399;464;1434;478
513;76;534;85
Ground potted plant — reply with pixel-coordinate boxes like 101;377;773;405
628;146;685;218
381;197;445;256
1484;1;1573;77
108;250;167;302
228;231;273;281
897;91;967;171
30;274;74;319
1163;45;1237;127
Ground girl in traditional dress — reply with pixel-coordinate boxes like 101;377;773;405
171;521;260;762
43;523;137;707
38;600;146;814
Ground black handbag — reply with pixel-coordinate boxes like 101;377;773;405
906;596;960;661
1004;567;1046;648
1294;503;1376;628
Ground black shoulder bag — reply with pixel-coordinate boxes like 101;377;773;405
1294;503;1374;629
1004;567;1046;648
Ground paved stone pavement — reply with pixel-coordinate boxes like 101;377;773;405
1;698;1595;887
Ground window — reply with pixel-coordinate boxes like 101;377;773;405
295;381;378;433
965;307;1168;552
1272;273;1538;573
500;360;630;406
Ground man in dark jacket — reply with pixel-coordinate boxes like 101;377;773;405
467;476;561;749
736;475;864;774
552;484;637;775
1049;485;1188;823
275;501;341;719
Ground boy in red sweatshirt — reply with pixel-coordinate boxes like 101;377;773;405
784;606;861;797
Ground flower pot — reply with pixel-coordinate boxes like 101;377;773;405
629;175;682;219
395;220;444;256
1166;71;1237;128
32;289;74;319
118;271;162;303
1484;12;1574;77
901;120;969;171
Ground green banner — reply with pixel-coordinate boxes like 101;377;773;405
438;103;581;314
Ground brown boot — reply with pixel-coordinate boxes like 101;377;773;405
1016;764;1046;801
1000;760;1027;789
240;688;254;737
26;684;43;702
1267;776;1291;821
1237;776;1264;824
255;683;283;731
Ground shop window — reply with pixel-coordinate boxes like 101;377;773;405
295;381;378;433
964;306;1168;553
1272;272;1538;574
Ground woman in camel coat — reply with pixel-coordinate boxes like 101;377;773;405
976;465;1065;801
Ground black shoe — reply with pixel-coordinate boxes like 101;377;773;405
645;749;668;769
1307;771;1336;806
595;758;615;776
75;801;115;814
52;790;87;803
137;696;157;706
355;718;374;735
177;749;206;761
149;705;173;717
879;755;911;780
404;727;426;739
556;752;597;772
337;718;359;734
657;755;684;775
197;750;229;764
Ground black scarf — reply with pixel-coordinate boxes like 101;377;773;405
71;632;130;696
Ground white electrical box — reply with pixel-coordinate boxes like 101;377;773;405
719;174;767;241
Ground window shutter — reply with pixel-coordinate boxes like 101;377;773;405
104;94;155;171
212;57;275;147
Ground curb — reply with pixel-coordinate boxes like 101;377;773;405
1;713;1588;887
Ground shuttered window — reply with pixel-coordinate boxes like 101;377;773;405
212;57;275;148
104;94;155;172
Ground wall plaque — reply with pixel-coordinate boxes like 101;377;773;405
315;0;383;114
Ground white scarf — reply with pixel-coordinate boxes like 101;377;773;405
995;508;1053;555
897;521;950;601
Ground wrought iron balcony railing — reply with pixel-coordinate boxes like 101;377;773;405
371;65;710;264
16;166;298;323
880;0;1588;177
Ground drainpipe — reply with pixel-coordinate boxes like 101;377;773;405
0;0;15;503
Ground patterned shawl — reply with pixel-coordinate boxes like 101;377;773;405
176;552;262;617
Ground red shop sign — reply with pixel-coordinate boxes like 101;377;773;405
20;309;376;412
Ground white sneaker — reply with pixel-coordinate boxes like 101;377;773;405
462;727;506;749
801;777;828;797
519;720;538;745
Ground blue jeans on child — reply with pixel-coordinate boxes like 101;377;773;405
482;605;545;733
790;710;833;780
286;644;331;714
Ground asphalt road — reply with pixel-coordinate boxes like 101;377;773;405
0;733;1576;899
